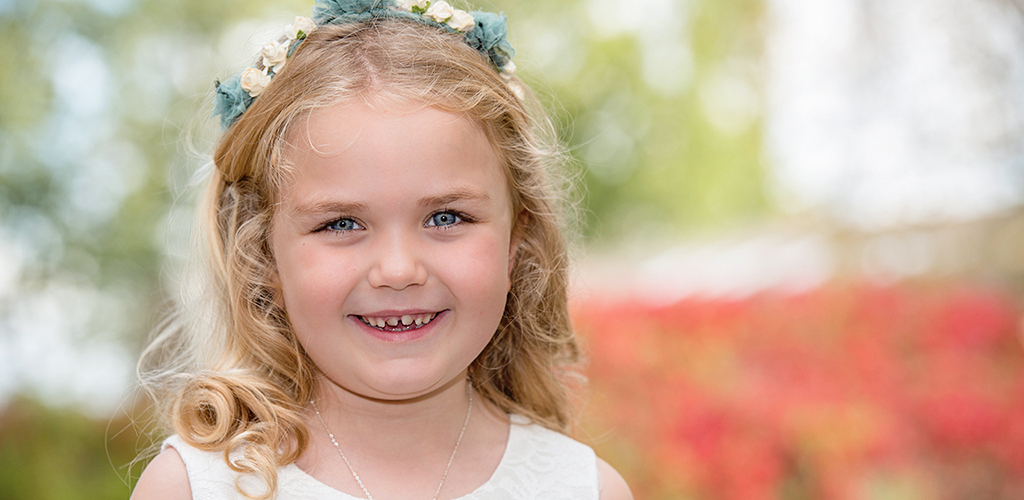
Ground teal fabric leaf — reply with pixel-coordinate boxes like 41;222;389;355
464;12;510;53
213;75;252;129
465;11;515;68
314;0;394;24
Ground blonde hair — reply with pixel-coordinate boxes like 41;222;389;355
139;18;581;499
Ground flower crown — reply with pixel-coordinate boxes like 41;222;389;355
213;0;519;129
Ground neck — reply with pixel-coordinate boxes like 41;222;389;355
309;374;473;456
298;373;511;499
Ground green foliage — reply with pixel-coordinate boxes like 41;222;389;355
509;0;769;241
0;21;50;130
0;396;144;500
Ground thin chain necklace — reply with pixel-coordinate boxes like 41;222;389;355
310;386;473;500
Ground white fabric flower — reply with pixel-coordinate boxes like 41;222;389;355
262;40;288;73
501;61;517;74
425;1;454;22
285;16;315;40
240;67;272;97
447;9;475;32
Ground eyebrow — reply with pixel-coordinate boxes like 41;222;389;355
418;188;492;208
287;200;369;218
286;188;492;217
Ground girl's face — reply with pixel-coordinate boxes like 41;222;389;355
270;99;516;401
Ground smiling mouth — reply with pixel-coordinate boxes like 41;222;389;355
357;312;439;332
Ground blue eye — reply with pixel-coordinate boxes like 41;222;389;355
325;218;363;232
426;211;461;227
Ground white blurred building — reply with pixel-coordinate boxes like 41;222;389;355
764;0;1024;229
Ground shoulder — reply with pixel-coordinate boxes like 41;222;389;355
511;417;594;462
131;447;192;500
132;435;253;500
596;457;634;500
508;418;632;499
500;418;608;496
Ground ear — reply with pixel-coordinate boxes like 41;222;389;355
508;209;529;281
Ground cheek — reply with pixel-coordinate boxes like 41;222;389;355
445;234;512;311
275;242;352;322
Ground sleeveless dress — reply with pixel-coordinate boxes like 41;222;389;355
162;415;601;499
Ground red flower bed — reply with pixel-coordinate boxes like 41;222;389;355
573;283;1024;499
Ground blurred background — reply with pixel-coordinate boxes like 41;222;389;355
2;0;1024;498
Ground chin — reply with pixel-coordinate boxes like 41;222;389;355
356;361;467;400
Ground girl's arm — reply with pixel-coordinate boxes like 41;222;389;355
130;449;193;500
598;457;634;500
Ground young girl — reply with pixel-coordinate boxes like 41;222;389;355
132;1;632;498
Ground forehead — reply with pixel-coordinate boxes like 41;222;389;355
290;98;485;158
278;99;509;209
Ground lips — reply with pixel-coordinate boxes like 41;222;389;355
356;312;439;332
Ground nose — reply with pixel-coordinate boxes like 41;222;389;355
367;230;427;290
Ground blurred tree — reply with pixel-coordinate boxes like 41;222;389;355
0;0;315;408
498;0;769;242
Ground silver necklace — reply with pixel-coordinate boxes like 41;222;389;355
310;387;473;500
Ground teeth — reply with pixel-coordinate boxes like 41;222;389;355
362;313;438;329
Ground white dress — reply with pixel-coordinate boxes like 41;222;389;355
163;415;600;499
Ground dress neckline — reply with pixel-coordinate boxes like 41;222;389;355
281;415;524;499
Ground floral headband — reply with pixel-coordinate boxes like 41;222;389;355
213;0;519;129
